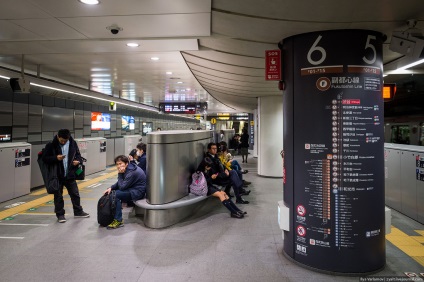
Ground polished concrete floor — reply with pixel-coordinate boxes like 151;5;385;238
0;154;423;282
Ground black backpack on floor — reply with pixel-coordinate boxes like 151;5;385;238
97;191;116;227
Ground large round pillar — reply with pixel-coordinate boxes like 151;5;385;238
281;30;385;274
258;96;283;177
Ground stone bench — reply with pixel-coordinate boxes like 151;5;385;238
134;186;228;229
134;193;211;228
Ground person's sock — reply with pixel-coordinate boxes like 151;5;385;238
228;200;242;212
222;199;238;213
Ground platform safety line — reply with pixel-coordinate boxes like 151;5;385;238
386;227;424;267
19;213;68;216
0;223;49;226
0;170;117;220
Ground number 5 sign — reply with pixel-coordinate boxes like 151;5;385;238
265;50;281;80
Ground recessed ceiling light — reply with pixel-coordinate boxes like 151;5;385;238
177;81;183;84
150;57;159;61
166;72;173;75
126;43;139;47
78;0;100;5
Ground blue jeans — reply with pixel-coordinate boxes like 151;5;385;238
114;190;133;221
228;170;243;198
231;160;242;171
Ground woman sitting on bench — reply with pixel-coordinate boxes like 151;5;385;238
197;157;246;219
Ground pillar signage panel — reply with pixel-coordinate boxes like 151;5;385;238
282;30;385;273
265;50;281;80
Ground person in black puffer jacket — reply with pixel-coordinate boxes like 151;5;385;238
103;155;146;229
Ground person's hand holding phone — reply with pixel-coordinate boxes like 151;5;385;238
57;154;66;161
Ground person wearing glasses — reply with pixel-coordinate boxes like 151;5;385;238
205;142;249;204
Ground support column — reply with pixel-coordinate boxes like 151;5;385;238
258;96;283;177
253;109;258;158
281;29;385;274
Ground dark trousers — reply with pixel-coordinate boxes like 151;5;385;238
114;190;133;221
228;170;243;198
54;179;83;217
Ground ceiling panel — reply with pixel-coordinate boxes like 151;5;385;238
213;0;424;23
0;0;50;19
185;50;265;68
60;14;211;39
11;19;87;40
28;0;211;17
0;20;41;40
0;39;198;55
0;0;423;115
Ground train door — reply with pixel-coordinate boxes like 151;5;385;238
390;125;410;144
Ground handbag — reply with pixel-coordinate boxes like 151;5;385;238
71;148;87;181
189;171;208;196
75;163;85;180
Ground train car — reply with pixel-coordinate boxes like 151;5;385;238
384;115;424;145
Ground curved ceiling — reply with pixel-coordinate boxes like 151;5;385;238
0;0;423;115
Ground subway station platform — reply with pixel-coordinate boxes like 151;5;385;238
0;154;423;282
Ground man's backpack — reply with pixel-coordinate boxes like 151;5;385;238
97;191;116;227
189;171;208;196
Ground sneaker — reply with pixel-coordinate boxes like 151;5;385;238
107;219;124;229
57;215;66;223
74;211;90;218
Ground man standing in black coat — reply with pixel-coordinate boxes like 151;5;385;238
42;129;89;223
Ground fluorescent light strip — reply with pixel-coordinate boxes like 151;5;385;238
0;75;11;79
397;58;424;71
30;82;157;111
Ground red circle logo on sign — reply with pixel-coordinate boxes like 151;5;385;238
297;225;306;237
296;205;306;217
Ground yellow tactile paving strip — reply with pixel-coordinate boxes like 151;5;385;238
386;227;424;267
0;170;117;219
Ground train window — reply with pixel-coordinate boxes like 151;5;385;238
390;125;410;144
420;123;424;146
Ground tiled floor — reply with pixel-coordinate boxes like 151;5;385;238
0;154;423;281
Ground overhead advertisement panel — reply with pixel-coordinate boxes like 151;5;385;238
282;30;385;273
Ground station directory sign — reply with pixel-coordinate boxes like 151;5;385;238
159;102;207;114
282;30;385;273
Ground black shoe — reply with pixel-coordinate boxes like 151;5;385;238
231;212;244;219
236;198;249;204
126;201;135;207
74;211;90;218
57;215;66;223
237;211;247;215
241;170;248;174
243;180;251;185
243;184;249;187
240;190;251;196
